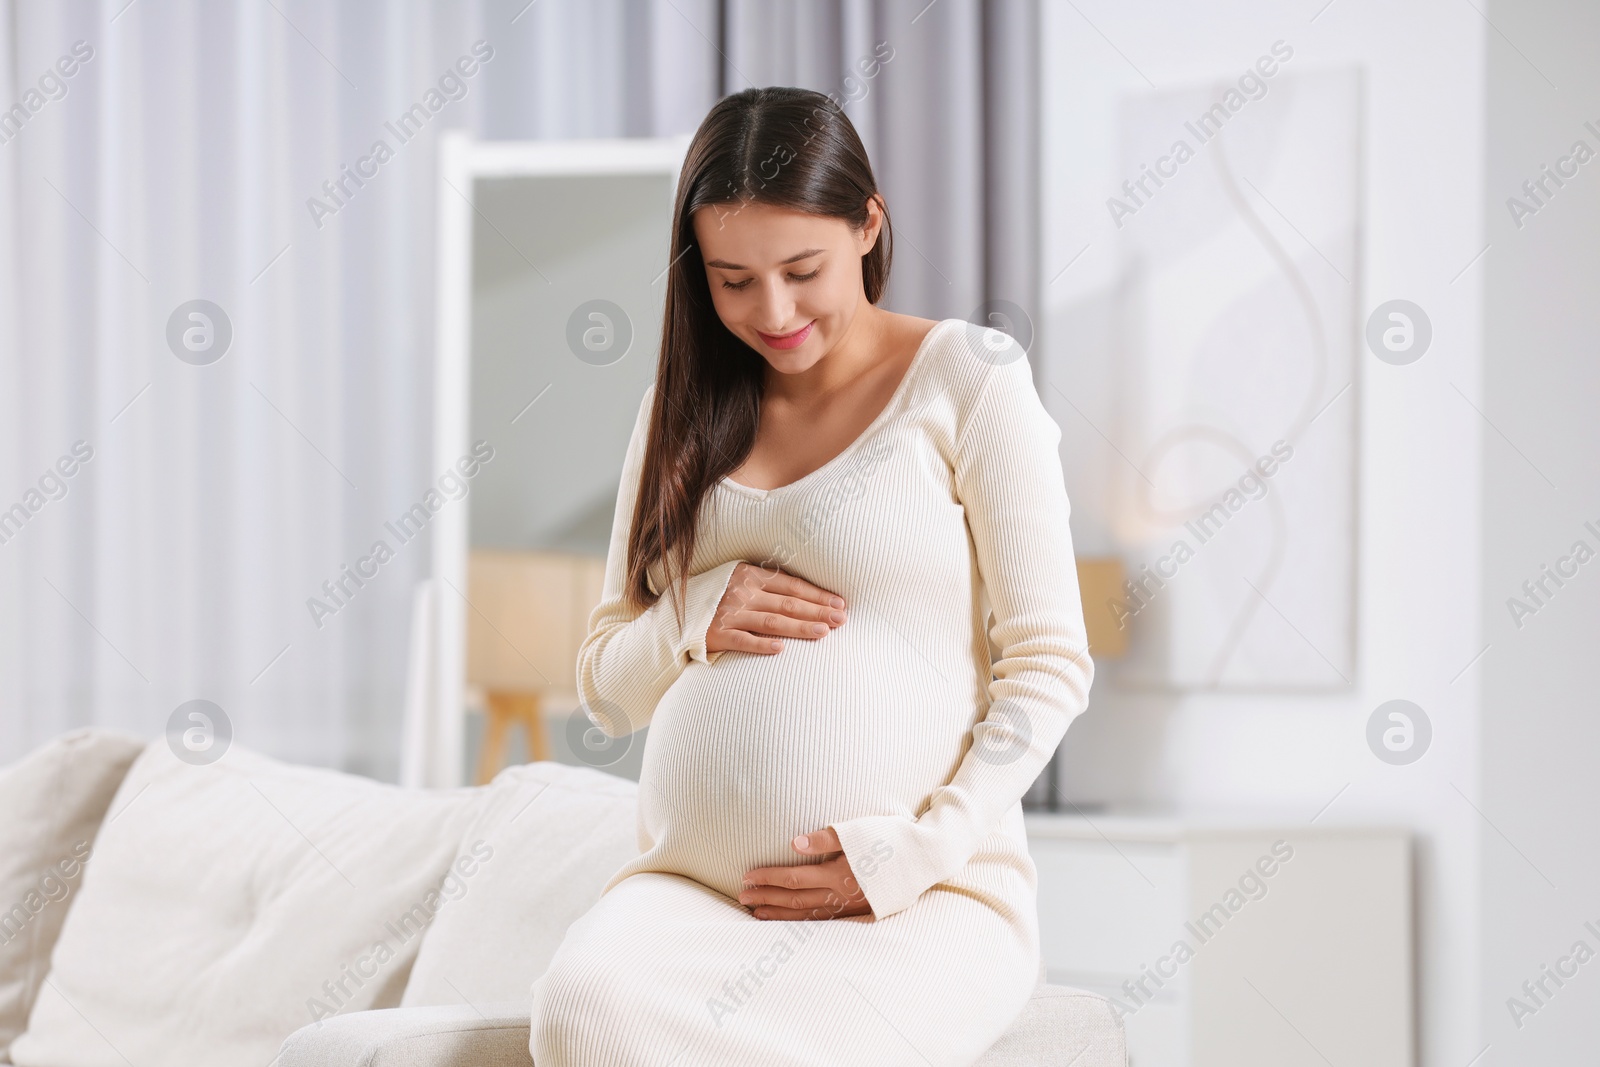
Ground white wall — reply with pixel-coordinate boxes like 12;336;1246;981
1039;3;1486;1063
1480;0;1600;1057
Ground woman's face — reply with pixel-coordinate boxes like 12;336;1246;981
691;197;882;373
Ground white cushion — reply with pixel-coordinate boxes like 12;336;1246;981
401;761;638;1007
8;740;484;1067
0;729;143;1062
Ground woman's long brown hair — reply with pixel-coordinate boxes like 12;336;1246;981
625;86;894;624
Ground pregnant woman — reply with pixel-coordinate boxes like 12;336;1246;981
530;86;1095;1066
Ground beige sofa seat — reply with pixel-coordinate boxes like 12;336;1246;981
276;986;1126;1067
0;730;1127;1067
279;760;1128;1065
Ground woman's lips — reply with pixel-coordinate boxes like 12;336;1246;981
756;321;814;350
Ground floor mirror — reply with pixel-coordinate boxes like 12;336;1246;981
403;131;689;787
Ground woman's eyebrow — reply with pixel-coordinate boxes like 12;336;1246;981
704;248;826;270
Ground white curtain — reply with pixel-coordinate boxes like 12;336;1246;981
0;0;1033;777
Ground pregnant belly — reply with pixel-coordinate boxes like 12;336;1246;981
636;619;978;898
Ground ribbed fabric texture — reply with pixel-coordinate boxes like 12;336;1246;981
531;318;1095;1066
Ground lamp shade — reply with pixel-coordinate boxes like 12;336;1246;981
1076;557;1128;660
465;548;605;692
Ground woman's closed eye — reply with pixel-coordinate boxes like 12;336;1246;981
721;268;820;291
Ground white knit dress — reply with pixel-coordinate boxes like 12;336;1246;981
530;318;1095;1066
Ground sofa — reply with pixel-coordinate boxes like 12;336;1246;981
0;729;1126;1067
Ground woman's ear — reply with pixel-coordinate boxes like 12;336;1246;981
857;195;885;254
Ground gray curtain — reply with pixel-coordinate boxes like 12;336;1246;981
722;0;1040;350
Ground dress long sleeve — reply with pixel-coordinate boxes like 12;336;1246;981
827;343;1095;920
576;385;743;738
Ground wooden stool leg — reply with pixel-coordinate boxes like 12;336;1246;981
521;692;549;763
501;692;548;765
476;691;513;785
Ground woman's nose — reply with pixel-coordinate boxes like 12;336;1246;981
755;277;795;331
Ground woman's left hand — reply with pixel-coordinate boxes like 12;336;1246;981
739;827;872;920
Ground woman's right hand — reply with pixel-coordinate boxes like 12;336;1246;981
705;562;847;655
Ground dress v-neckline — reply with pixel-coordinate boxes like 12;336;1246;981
717;318;954;500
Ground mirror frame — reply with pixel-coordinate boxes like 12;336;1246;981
406;130;691;787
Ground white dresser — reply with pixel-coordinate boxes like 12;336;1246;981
1024;813;1413;1067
